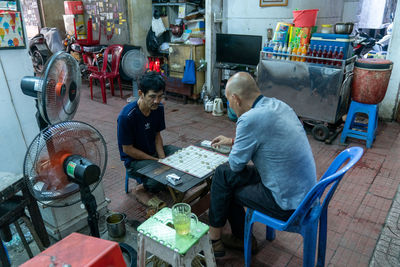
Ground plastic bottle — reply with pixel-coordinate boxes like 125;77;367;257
277;43;282;60
286;43;292;61
321;45;328;64
301;44;307;62
336;47;344;67
332;46;339;66
312;45;318;63
306;44;313;62
296;43;303;61
282;43;288;60
326;46;333;65
272;42;279;59
291;44;298;61
317;45;323;64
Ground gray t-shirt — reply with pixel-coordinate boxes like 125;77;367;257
229;96;316;210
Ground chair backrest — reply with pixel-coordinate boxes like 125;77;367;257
285;147;363;226
102;44;124;74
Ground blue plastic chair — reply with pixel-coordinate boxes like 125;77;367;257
125;169;143;194
1;241;10;266
244;147;364;267
340;100;378;148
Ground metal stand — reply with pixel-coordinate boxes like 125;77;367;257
79;185;100;237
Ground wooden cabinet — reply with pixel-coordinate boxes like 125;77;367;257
168;44;205;98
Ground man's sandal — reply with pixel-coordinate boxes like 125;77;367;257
145;196;166;218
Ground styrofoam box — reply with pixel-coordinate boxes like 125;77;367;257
38;182;109;240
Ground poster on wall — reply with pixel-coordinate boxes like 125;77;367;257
0;11;25;48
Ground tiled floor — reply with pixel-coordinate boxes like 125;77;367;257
74;82;400;266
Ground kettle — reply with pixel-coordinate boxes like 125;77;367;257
212;97;224;116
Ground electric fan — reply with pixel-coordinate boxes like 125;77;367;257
20;51;107;237
23;121;107;237
121;49;148;102
21;51;81;129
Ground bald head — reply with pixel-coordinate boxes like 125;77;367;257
226;72;260;98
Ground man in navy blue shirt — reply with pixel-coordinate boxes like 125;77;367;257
117;71;178;204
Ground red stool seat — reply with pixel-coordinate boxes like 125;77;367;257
20;233;125;267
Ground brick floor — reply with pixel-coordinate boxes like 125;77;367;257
75;82;400;266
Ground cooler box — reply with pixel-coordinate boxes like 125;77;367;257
310;33;354;59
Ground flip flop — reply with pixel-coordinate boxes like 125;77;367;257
145;196;167;218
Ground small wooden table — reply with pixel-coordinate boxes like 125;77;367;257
137;145;228;214
0;172;50;266
137;160;212;205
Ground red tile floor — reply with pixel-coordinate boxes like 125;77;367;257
75;82;400;266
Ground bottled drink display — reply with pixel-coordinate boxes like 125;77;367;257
264;40;346;67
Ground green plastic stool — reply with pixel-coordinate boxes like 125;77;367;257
137;207;216;267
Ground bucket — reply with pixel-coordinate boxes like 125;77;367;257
293;9;319;27
106;213;126;238
351;58;393;104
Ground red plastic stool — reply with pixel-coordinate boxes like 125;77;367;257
20;233;125;267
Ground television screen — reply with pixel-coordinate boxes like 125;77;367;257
216;33;262;67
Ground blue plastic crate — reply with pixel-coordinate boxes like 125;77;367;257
310;33;354;59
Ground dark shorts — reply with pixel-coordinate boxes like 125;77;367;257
209;163;295;238
125;145;180;193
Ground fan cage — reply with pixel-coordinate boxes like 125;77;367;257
38;51;81;125
23;121;107;207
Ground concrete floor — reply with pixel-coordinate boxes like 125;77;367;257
7;81;400;266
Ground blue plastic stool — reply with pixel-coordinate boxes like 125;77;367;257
125;169;143;194
340;100;378;148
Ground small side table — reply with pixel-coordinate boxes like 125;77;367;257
137;208;216;267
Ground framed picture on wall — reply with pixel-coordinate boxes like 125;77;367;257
260;0;288;7
0;1;26;49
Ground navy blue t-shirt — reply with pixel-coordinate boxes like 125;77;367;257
117;101;166;167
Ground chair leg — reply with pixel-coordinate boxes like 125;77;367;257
118;76;123;98
14;220;33;258
266;226;276;241
317;210;328;267
100;78;107;104
244;209;254;267
89;76;94;100
366;107;377;148
0;240;11;267
125;173;129;194
302;223;318;267
110;78;115;96
21;215;45;252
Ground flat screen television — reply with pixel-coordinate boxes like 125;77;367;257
216;33;262;67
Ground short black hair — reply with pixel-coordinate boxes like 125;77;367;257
139;71;165;95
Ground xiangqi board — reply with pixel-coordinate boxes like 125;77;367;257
159;145;228;178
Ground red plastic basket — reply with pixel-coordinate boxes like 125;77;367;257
293;9;319;27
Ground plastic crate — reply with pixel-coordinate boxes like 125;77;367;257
310;33;354;59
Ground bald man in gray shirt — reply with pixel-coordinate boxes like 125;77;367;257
209;72;316;257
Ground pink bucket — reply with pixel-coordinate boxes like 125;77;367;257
293;9;319;27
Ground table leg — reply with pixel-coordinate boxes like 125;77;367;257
22;186;50;247
167;186;185;203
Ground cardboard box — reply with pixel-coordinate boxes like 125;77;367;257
63;14;86;36
185;19;205;34
64;1;84;15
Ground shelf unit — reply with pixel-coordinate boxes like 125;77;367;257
152;2;198;31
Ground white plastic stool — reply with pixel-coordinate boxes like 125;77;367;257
137;208;216;267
